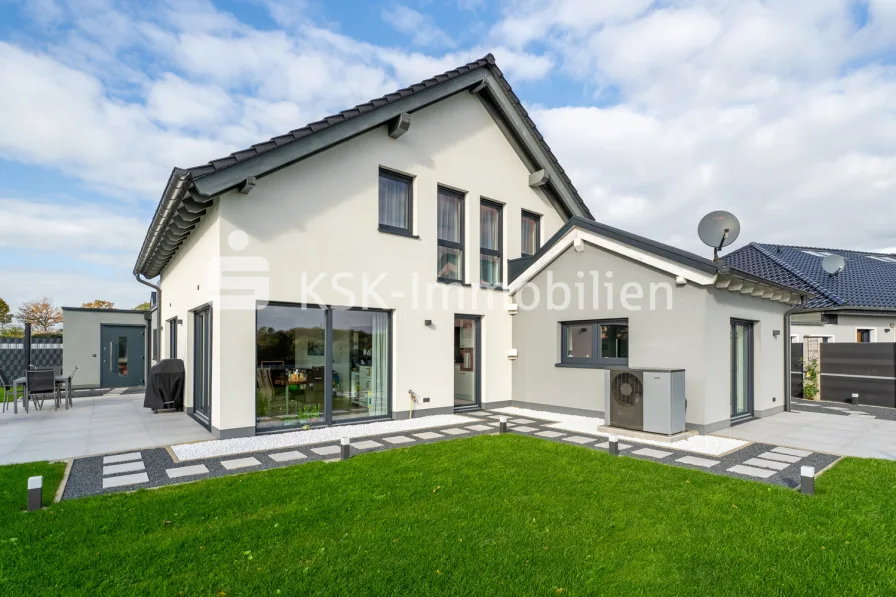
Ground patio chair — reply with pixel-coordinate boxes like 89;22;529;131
0;368;15;414
56;366;77;408
26;369;59;411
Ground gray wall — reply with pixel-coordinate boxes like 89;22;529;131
793;313;896;344
62;309;148;388
511;241;790;431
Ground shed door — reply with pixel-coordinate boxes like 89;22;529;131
100;325;146;388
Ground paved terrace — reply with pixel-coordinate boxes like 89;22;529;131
0;393;213;465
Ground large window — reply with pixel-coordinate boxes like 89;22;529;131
256;304;391;431
378;169;413;236
560;320;628;366
521;210;541;257
437;187;465;283
480;200;503;287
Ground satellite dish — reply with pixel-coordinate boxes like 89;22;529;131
698;211;741;260
822;254;845;275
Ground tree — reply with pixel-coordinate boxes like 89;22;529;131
15;297;64;333
82;300;115;309
0;324;25;338
133;302;152;311
0;297;11;326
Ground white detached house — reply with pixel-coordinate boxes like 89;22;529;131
134;55;808;439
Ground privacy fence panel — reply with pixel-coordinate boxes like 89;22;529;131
0;336;63;379
819;343;896;409
790;342;803;398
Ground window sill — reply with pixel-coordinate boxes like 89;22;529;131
437;278;471;287
555;362;630;369
378;226;419;239
479;284;507;292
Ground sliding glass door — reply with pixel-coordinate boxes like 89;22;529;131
255;303;391;432
731;320;754;422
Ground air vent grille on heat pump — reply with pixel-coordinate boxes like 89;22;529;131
611;372;643;409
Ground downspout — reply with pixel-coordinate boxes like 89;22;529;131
783;302;804;413
135;274;162;371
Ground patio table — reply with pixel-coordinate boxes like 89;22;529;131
11;375;72;414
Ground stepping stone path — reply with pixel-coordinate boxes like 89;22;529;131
101;451;150;489
71;411;839;500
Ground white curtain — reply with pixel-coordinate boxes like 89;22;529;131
521;216;537;255
379;176;408;229
480;204;499;250
437;191;462;242
370;312;389;416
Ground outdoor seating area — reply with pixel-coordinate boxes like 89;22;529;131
1;366;77;414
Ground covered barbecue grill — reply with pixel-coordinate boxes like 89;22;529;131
144;359;185;412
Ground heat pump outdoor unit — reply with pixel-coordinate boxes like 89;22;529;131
606;368;686;435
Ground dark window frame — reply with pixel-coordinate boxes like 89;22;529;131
558;319;629;367
167;317;178;359
254;301;393;434
437;186;466;284
521;210;541;257
378;168;414;237
480;199;503;288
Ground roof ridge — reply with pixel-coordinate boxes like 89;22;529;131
749;242;846;305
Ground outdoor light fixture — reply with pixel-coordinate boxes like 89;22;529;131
499;416;508;434
424;319;433;327
507;348;519;360
800;466;815;495
773;330;781;339
27;476;42;511
506;303;519;315
675;275;687;286
340;437;351;461
608;435;619;456
573;237;585;252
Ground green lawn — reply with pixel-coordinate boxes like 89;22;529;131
1;436;895;596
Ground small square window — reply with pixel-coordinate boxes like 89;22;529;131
378;169;413;236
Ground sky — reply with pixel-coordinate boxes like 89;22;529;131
0;0;895;313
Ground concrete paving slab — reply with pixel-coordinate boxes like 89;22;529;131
632;448;672;459
220;457;261;470
727;464;775;479
102;472;149;489
269;451;307;462
744;458;789;471
771;447;812;458
166;464;209;478
383;435;415;444
310;445;341;456
102;461;146;476
562;435;597;444
413;432;443;440
676;455;719;468
102;452;143;465
353;441;383;450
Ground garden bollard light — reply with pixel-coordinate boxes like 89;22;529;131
27;476;42;511
608;435;619;456
341;437;351;461
800;466;815;496
499;416;508;434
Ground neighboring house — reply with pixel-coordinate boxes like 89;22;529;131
133;55;805;439
723;244;896;344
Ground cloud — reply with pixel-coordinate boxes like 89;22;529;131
382;5;456;49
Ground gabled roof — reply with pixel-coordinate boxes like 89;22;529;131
723;243;896;311
507;217;811;305
134;54;593;278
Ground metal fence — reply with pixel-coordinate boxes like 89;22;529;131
819;343;896;408
0;336;63;379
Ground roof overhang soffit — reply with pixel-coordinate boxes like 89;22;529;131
714;274;803;305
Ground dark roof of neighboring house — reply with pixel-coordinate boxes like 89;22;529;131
508;217;813;301
134;54;594;278
723;243;896;311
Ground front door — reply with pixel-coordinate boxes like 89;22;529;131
454;315;481;410
100;325;146;388
731;320;754;422
193;307;212;424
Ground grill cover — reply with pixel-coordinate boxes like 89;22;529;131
144;359;185;410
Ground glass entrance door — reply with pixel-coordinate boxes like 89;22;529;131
193;307;212;424
454;316;481;410
731;320;754;421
